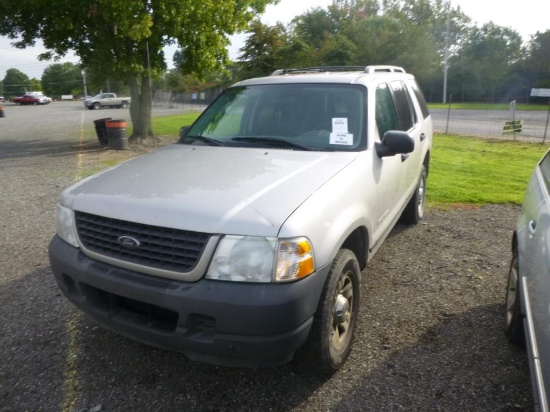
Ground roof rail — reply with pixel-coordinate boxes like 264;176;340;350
271;67;365;76
364;65;406;73
270;65;406;76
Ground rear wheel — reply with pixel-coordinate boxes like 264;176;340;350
120;101;129;109
401;165;427;224
505;247;524;344
304;249;360;374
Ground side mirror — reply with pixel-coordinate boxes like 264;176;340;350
375;131;414;158
179;125;191;140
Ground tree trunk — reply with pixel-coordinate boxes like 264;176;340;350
128;74;154;142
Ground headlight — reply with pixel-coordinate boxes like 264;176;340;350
206;236;315;283
56;204;79;247
275;238;315;282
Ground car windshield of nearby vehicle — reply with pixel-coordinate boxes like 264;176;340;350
181;84;366;151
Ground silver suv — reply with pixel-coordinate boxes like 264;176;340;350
49;65;432;373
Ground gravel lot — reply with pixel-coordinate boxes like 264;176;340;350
0;104;533;411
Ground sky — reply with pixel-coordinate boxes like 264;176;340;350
0;0;548;81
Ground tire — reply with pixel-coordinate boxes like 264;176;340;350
93;102;100;110
304;248;361;374
401;164;427;224
505;248;525;344
120;101;129;109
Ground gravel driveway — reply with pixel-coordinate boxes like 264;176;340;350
0;105;533;411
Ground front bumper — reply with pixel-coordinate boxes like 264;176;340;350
49;236;329;367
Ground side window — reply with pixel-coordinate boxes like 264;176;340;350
375;83;398;139
389;80;416;131
410;80;430;119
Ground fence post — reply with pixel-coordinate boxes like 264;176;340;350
445;94;452;135
510;100;516;141
543;98;550;145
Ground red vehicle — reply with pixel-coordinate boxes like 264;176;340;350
13;94;51;105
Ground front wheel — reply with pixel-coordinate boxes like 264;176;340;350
505;247;524;344
401;165;427;224
93;102;100;110
304;249;361;374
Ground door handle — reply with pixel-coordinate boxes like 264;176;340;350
529;220;537;236
401;153;410;162
420;133;426;141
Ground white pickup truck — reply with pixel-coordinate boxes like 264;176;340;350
84;93;131;110
50;65;432;373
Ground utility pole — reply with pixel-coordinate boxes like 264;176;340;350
443;11;450;104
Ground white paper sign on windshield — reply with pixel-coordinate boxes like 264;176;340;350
330;118;353;145
332;118;348;133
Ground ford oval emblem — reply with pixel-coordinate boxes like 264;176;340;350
118;236;141;249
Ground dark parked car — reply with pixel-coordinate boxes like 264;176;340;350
13;94;51;105
506;148;550;412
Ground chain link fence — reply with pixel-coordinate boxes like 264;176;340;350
153;90;221;112
431;103;550;143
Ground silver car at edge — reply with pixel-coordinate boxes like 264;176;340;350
506;148;550;412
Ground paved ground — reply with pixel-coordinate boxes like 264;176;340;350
0;102;535;411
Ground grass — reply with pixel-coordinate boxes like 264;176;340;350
124;113;549;206
121;112;201;136
150;112;200;135
428;102;549;111
428;135;548;205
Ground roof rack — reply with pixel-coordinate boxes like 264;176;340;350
364;65;406;73
270;65;406;76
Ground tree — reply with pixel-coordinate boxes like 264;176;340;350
525;30;550;88
2;68;32;98
0;0;274;141
238;20;288;78
41;63;84;98
449;23;523;102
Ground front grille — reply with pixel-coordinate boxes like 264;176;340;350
75;211;210;272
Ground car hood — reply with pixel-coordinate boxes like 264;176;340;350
63;144;357;237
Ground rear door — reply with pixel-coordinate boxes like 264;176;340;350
520;150;550;402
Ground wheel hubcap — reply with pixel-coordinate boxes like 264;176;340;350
417;175;426;217
332;273;354;350
506;258;519;326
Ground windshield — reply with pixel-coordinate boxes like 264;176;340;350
182;84;366;151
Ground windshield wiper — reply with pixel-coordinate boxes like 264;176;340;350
180;135;222;146
232;136;311;151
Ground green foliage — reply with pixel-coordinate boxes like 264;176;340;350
233;0;548;107
2;68;32;98
0;0;275;139
41;63;83;98
238;20;289;78
428;135;549;204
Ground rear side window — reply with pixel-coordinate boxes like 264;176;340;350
375;84;398;138
410;80;430;119
375;80;418;138
390;80;416;131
